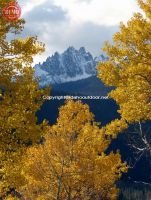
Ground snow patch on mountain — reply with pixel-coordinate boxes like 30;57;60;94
34;47;107;86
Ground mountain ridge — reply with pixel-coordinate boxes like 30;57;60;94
52;75;112;96
34;46;107;86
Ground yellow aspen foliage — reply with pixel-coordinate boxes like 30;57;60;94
104;119;128;139
0;0;49;196
97;0;151;123
21;100;127;200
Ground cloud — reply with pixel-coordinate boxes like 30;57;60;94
76;0;93;3
24;2;68;23
53;0;140;25
19;0;48;16
22;20;118;64
16;0;140;64
62;22;119;56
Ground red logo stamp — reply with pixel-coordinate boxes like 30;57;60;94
2;2;21;21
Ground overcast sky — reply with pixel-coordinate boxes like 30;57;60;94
18;0;140;64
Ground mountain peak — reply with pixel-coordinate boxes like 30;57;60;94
79;47;86;53
66;46;75;52
34;46;107;87
54;52;60;57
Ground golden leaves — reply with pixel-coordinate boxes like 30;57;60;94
0;0;49;195
21;100;127;200
105;119;128;138
97;0;151;123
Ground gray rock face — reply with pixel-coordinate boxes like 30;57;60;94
34;46;107;86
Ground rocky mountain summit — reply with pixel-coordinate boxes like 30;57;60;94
34;46;107;86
